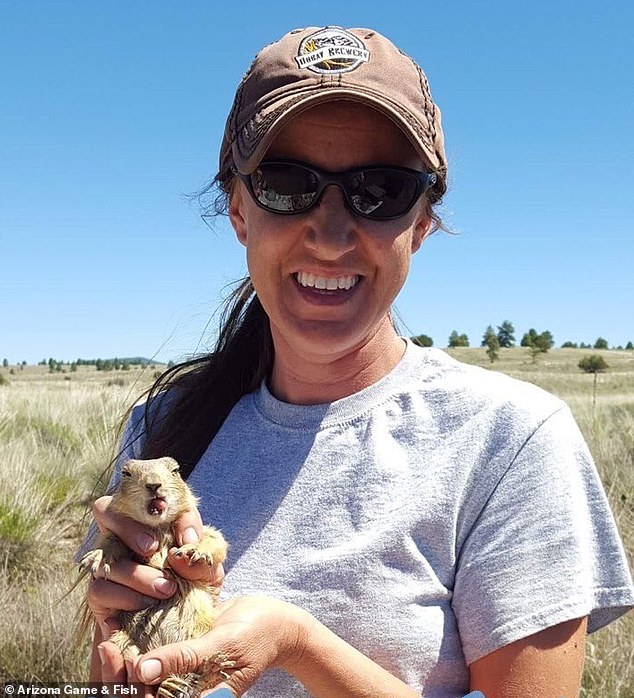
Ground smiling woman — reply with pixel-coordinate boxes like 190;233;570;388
228;101;434;403
80;25;634;698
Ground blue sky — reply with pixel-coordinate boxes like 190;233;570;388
1;1;632;364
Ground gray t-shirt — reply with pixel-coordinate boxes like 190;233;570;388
102;341;634;697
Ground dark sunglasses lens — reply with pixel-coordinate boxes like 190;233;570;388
251;164;318;212
346;170;419;218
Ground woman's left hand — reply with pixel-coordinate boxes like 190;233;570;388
101;596;307;697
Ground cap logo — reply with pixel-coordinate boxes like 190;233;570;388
295;28;369;74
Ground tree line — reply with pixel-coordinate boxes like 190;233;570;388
2;327;632;373
411;321;633;363
28;357;156;373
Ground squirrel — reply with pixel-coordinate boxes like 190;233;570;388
79;456;233;698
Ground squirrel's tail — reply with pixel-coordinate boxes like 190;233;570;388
71;597;96;648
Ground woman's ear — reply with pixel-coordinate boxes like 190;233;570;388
228;182;248;246
411;209;433;253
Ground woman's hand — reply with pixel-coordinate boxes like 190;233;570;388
100;595;419;698
125;596;306;696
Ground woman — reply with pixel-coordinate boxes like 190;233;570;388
84;26;634;697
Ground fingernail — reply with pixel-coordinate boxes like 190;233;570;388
97;644;106;666
153;577;177;597
208;689;234;697
136;532;157;553
139;658;162;683
182;527;199;545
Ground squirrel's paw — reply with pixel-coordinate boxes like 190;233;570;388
79;549;112;579
200;652;237;681
172;544;215;567
156;669;222;698
156;675;196;698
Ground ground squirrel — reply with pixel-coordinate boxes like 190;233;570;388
79;456;233;698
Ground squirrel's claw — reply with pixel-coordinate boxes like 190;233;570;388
173;544;213;567
79;548;112;580
79;549;103;577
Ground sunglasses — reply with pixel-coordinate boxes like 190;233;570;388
234;161;437;221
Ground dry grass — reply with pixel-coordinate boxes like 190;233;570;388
0;352;632;694
0;366;153;683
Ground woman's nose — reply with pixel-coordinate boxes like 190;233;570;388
303;185;357;259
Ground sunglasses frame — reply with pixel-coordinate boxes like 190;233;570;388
233;160;437;221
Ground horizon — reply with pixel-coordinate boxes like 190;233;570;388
4;335;632;369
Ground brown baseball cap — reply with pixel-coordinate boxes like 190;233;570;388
219;26;446;177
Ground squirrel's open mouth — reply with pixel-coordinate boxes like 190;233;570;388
148;497;168;516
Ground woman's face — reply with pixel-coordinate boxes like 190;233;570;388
229;101;432;370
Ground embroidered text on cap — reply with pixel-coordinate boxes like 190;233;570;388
295;27;370;74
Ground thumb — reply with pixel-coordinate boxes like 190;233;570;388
136;639;238;685
135;640;258;697
172;508;204;547
135;639;204;684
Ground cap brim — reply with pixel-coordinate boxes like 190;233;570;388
232;88;441;174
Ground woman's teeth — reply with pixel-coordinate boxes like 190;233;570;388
295;272;359;291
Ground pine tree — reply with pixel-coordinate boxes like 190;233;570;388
496;320;515;348
481;325;497;347
448;331;469;347
485;333;500;363
579;355;609;416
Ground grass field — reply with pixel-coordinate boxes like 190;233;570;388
0;348;632;695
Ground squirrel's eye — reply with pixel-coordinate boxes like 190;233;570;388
171;467;180;475
122;470;131;477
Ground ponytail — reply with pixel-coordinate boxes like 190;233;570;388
139;277;273;479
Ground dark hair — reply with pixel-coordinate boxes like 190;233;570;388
135;154;447;480
137;276;272;479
